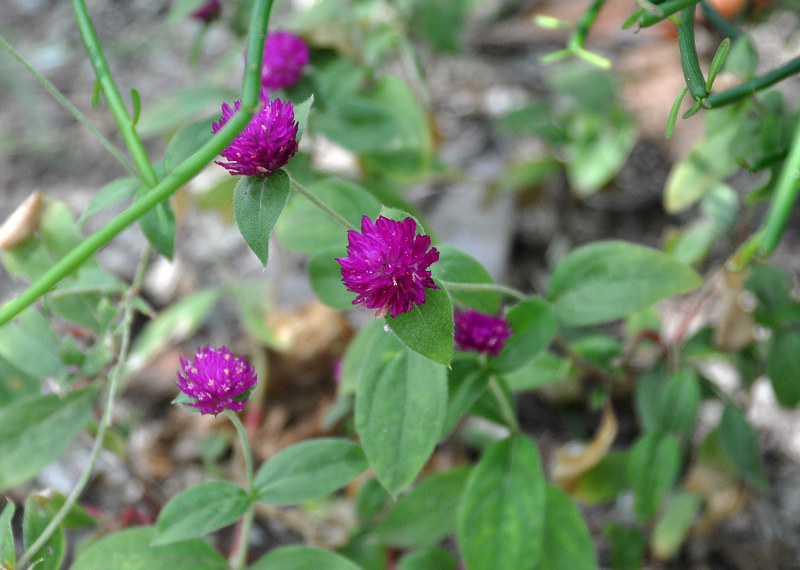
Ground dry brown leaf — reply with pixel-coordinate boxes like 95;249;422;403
0;191;43;249
552;402;618;491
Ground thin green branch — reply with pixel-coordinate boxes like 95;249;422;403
17;245;151;568
760;118;800;255
488;375;519;433
637;0;702;28
288;176;358;232
225;410;256;569
0;0;275;327
0;32;138;177
678;5;708;100
707;56;800;108
700;2;741;39
440;280;528;302
71;0;159;188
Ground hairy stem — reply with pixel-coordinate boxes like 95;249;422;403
17;246;151;568
439;280;528;302
288;176;358;232
225;410;256;569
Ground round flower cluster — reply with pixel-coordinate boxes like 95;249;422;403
261;31;309;91
176;345;258;415
337;216;440;319
453;308;512;356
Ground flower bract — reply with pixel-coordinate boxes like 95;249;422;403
454;308;512;356
212;97;299;177
176;345;258;415
261;31;309;91
337;215;440;319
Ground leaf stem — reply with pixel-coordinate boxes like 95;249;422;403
760;117;800;255
706;56;800;108
71;0;159;188
16;245;150;569
439;280;527;302
0;0;274;328
288;176;358;232
0;32;138;178
637;0;702;27
225;410;256;569
488;376;519;433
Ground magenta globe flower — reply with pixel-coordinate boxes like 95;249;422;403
454;308;512;356
337;216;440;319
212;97;299;177
176;345;258;415
261;31;309;91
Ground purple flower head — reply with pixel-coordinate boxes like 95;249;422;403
192;0;221;23
337;216;440;319
212;97;299;177
261;31;309;91
454;308;512;356
176;345;258;415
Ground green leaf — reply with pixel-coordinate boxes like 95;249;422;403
355;339;448;496
547;241;702;327
0;309;66;381
355;478;391;524
137;189;176;259
164;118;215;173
249;546;361;570
37;493;96;529
489;297;555;373
718;404;768;491
341;319;390;395
0;386;96;491
277;180;380;256
651;491;702;561
441;360;488;439
664;124;740;213
570;451;629;504
458;435;546;570
255;439;368;505
658;369;701;435
0;500;15;570
153;482;250;545
127;289;220;372
385;284;453;366
308;247;357;310
767;329;800;407
432;245;499;314
538;484;597;570
71;527;228;570
628;433;681;522
23;494;65;570
372;467;471;548
137;85;237;137
397;547;457;570
234;171;291;267
293;94;314;144
503;352;571;392
131;88;141;127
78;177;141;225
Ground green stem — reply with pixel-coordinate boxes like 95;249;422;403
707;56;800;108
700;2;740;39
72;0;159;188
638;0;702;27
0;32;138;177
760;118;800;255
16;245;150;569
224;410;256;569
678;5;708;100
0;0;274;328
488;376;519;433
439;280;527;302
288;176;358;232
568;0;606;51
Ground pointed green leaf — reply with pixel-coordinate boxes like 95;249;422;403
249;546;361;570
539;484;597;570
0;500;15;570
0;386;97;491
23;494;65;570
309;247;357;310
341;319;392;394
385;284;453;365
651;491;702;560
432;246;499;314
153;482;250;545
372;467;471;548
458;435;546;570
628;433;681;522
719;404;768;491
767;329;800;407
489;297;555;373
255;439;367;505
71;527;228;570
137;189;176;259
547;241;701;326
293;94;314;144
234;170;291;267
355;339;448;496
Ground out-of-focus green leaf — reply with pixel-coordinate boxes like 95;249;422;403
250;546;361;570
23;494;65;570
538;484;597;570
718;404;768;492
